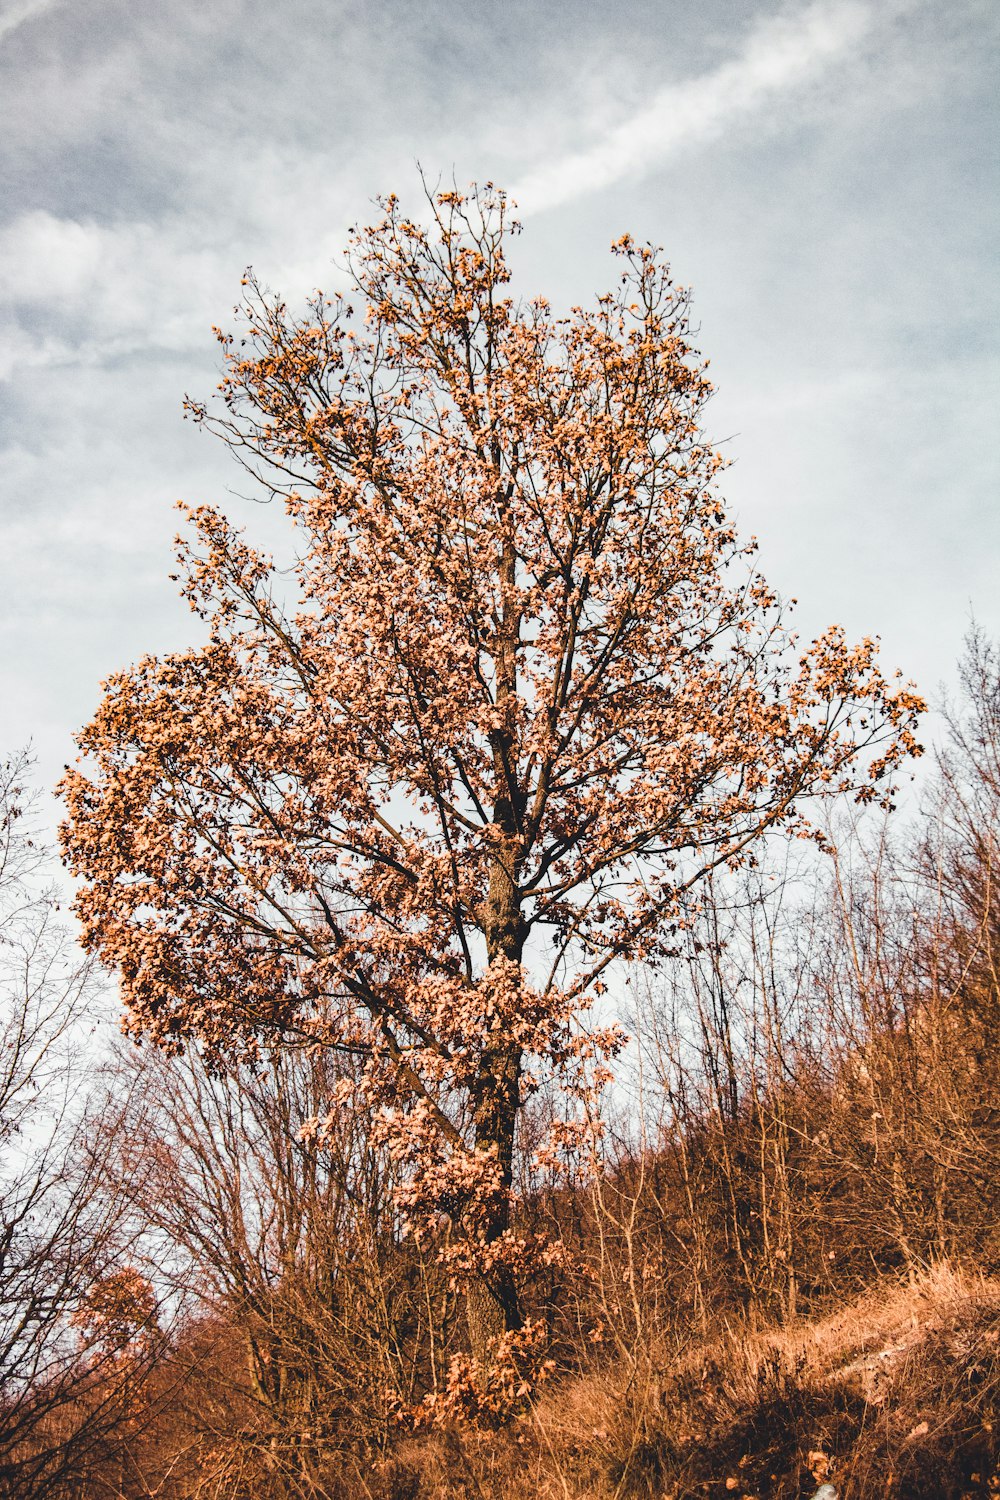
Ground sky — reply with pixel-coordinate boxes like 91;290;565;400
1;0;998;824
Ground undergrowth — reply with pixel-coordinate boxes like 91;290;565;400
364;1265;1000;1500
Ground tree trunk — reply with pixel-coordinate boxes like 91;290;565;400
465;521;526;1367
467;1037;523;1365
467;809;525;1366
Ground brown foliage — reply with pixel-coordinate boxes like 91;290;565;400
16;183;1000;1494
59;181;920;1358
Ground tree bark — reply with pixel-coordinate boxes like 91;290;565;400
467;786;525;1363
465;519;527;1367
467;1028;523;1363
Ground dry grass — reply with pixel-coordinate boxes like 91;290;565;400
361;1263;1000;1500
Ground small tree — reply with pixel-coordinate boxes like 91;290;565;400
60;184;922;1364
0;754;148;1496
111;1038;442;1471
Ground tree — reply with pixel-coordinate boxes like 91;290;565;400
0;753;155;1496
108;1037;448;1484
59;183;922;1365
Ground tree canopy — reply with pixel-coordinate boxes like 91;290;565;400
59;184;922;1359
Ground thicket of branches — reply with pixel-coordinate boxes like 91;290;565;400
3;630;999;1496
0;754;169;1497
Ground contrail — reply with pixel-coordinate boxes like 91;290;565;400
0;0;60;45
511;1;881;216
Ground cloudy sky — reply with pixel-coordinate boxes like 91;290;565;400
1;0;997;816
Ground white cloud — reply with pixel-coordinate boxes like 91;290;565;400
511;0;892;215
0;211;234;375
0;0;59;44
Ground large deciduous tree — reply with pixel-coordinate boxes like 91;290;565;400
60;185;922;1363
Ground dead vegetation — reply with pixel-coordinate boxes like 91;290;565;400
367;1265;1000;1499
4;633;1000;1494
